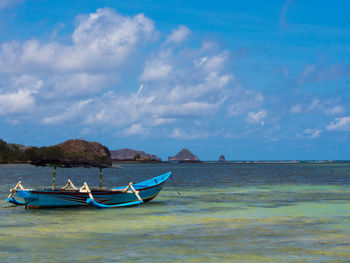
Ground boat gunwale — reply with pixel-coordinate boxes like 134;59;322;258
25;181;164;196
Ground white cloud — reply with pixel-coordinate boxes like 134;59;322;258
85;88;224;128
97;45;233;132
0;75;42;115
195;52;228;72
0;8;238;135
0;8;156;119
307;99;320;111
42;99;92;124
326;117;350;131
0;8;155;73
49;73;110;97
227;88;264;116
165;25;191;45
308;129;321;138
140;59;173;81
0;7;271;140
290;98;345;116
203;52;228;72
167;72;231;103
290;104;302;113
81;46;233;136
246;110;267;126
169;128;209;139
324;105;344;115
151;118;176;126
10;74;43;92
194;56;207;68
297;128;322;139
122;124;150;136
0;89;36;115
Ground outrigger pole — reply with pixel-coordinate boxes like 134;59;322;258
99;167;103;189
52;165;57;190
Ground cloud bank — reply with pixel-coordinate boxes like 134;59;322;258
0;7;348;143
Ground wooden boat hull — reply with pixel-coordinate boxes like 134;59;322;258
14;172;171;209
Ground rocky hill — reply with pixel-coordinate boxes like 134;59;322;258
168;148;200;162
57;139;111;160
111;148;161;162
0;138;112;167
39;139;112;167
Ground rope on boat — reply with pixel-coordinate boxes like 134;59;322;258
128;183;143;202
122;182;132;192
79;181;143;206
170;174;182;195
121;182;142;201
79;182;94;200
61;179;77;190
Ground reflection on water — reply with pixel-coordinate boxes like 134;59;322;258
1;163;350;262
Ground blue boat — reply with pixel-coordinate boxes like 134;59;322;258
7;172;171;209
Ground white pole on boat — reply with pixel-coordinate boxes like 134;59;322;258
52;165;57;190
99;167;103;189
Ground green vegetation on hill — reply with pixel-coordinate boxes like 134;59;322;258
0;139;26;163
0;139;65;164
24;146;65;164
0;139;112;167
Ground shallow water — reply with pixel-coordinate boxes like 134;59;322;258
1;163;350;262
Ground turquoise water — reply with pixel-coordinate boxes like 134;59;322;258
1;163;350;262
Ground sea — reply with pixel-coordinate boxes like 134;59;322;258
0;162;350;262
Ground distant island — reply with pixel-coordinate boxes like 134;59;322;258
111;148;161;162
168;148;200;162
2;138;347;164
0;139;202;164
219;155;226;162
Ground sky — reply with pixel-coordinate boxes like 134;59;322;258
0;0;349;160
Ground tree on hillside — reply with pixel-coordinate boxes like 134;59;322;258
0;139;25;163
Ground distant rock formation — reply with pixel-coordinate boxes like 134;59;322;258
111;148;161;162
168;148;200;162
31;139;112;168
219;155;226;162
57;139;111;159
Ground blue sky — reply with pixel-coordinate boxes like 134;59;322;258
0;0;349;160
